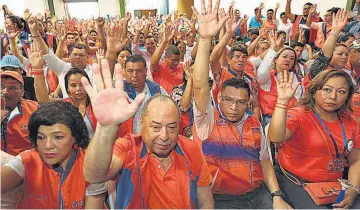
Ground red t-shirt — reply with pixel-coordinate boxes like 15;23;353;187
278;106;360;182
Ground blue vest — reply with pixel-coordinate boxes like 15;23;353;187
123;80;161;100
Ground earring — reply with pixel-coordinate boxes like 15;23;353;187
73;143;79;150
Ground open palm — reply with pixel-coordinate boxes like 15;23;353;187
225;7;241;34
191;0;229;39
28;42;45;69
332;9;349;30
275;71;300;102
81;59;145;126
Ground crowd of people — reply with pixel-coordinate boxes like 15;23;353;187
1;0;360;208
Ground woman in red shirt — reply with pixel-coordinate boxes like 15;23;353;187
268;69;360;209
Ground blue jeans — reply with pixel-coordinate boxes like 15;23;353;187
213;182;273;209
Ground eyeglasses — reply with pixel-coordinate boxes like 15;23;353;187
221;96;248;107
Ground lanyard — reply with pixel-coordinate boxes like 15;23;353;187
313;111;347;158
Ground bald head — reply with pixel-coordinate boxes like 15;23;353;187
141;94;179;119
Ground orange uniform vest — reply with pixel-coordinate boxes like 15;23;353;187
213;65;257;104
2;99;38;155
291;15;319;42
46;69;59;93
258;70;298;115
115;134;203;208
193;106;264;195
16;149;89;209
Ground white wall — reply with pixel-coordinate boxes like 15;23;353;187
98;0;120;17
193;0;348;19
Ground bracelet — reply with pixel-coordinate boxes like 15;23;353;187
276;105;288;110
277;102;289;107
31;35;40;38
31;71;44;76
32;68;44;71
353;186;360;195
330;31;339;36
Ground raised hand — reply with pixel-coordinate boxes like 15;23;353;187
106;25;127;53
1;97;8;122
81;59;145;126
28;42;45;69
275;2;280;9
96;48;105;64
96;17;105;27
24;9;32;21
191;0;229;39
183;58;194;80
28;17;39;33
332;9;349;31
259;2;265;10
7;26;21;40
309;5;316;15
225;6;241;34
162;25;175;43
124;12;131;22
275;70;300;103
135;20;144;32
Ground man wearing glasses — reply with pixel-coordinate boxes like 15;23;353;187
191;8;291;208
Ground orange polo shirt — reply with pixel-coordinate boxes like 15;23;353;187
152;62;184;94
112;134;211;209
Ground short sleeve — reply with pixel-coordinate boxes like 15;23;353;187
259;127;270;161
113;138;132;163
86;182;108;196
285;108;303;134
4;155;25;179
197;153;211;187
352;121;360;149
193;100;214;141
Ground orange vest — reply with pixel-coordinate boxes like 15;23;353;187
2;99;38;155
258;70;298;115
291;15;319;43
213;65;257;104
193;107;264;195
115;134;203;208
17;149;89;209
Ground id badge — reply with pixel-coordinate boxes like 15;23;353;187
329;159;344;171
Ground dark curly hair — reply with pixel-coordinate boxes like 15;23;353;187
28;101;90;149
7;15;31;34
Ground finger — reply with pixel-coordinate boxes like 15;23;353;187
288;71;294;84
114;63;124;93
279;71;284;84
93;63;105;91
129;92;146;112
101;59;113;88
218;16;230;30
201;0;206;14
213;0;221;14
208;0;213;14
81;76;96;99
284;70;289;83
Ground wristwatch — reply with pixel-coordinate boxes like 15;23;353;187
271;190;284;198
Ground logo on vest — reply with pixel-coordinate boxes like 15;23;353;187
20;124;28;130
251;127;261;134
215;119;227;126
24;193;48;201
72;200;84;208
354;101;360;107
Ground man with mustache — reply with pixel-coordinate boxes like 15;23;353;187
1;71;38;155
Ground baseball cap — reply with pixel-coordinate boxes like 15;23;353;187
349;39;360;50
1;55;22;69
1;71;24;85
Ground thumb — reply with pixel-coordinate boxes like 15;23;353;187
128;93;145;112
